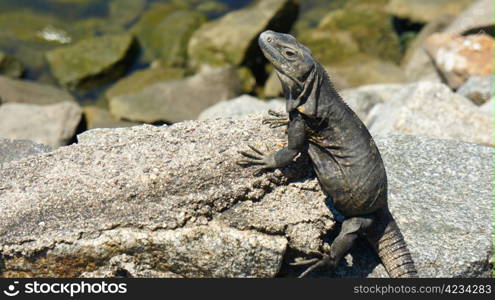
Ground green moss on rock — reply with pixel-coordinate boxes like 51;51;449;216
105;67;186;100
0;52;23;78
187;0;299;68
46;34;137;90
299;5;402;66
131;3;178;63
149;10;206;68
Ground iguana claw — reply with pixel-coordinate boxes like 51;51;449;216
262;110;289;128
291;254;333;278
236;145;277;175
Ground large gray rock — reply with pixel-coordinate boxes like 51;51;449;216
0;101;82;148
0;137;52;165
479;98;493;115
0;116;331;277
0;114;491;278
198;95;284;120
369;135;492;278
0;76;76;105
109;66;242;123
368;82;492;146
339;84;405;123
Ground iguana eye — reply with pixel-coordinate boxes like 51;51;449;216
284;49;296;58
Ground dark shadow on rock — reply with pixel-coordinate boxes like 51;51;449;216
69;112;87;145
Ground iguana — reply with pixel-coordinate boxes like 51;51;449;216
238;30;417;278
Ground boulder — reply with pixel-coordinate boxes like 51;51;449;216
130;3;182;63
0;52;23;78
401;0;493;83
302;5;402;66
0;101;82;148
339;83;405;123
363;135;492;278
457;75;493;105
0;76;76;105
0;116;491;278
108;0;146;27
367;81;492;146
104;67;186;100
148;10;206;67
424;33;493;89
401;15;453;83
187;0;299;68
109;66;241;123
0;138;52;165
296;3;406;88
198;95;284;120
46;34;137;90
385;0;473;23
325;59;406;89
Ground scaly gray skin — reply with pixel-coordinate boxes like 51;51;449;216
238;30;417;278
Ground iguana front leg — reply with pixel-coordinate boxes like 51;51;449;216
237;111;306;172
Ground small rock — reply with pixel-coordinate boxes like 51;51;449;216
264;70;282;98
0;52;23;78
444;0;493;34
0;76;76;105
457;75;493;105
385;0;473;23
188;0;299;67
368;81;492;146
83;106;139;129
424;33;493;89
109;66;241;123
0;101;82;147
46;34;137;90
198;95;284;120
0;138;52;165
105;67;186;100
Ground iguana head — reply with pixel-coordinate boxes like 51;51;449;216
259;30;314;87
259;30;321;116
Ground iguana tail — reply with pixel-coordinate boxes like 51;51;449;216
368;207;418;278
